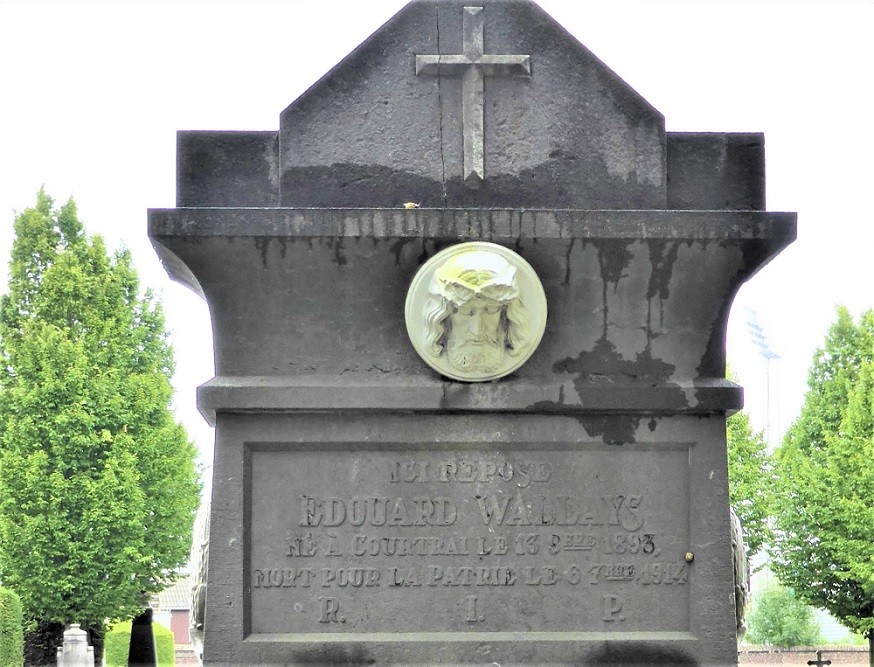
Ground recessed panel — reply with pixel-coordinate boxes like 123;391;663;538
247;444;690;636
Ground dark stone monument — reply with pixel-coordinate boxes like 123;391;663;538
127;609;157;667
149;1;795;663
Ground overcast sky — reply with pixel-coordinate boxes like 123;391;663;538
1;0;872;469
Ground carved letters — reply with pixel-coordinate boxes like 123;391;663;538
299;495;458;527
249;447;691;632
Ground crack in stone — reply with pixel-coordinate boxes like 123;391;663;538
434;2;448;207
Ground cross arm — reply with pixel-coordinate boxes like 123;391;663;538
478;54;531;77
415;54;531;77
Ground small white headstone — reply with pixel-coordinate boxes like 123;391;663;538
57;623;94;667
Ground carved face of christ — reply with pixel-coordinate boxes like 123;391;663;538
409;242;545;382
445;295;507;374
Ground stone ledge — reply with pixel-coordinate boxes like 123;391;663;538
738;646;867;665
196;375;742;425
244;631;699;643
149;207;796;241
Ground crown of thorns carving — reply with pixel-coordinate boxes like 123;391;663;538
432;252;520;306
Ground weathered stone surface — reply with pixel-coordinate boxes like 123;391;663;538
148;1;796;664
278;0;665;209
204;413;734;664
667;132;766;210
150;208;792;389
176;131;278;207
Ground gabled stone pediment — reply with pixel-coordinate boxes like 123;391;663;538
278;0;666;208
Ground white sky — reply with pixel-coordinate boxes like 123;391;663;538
1;0;872;471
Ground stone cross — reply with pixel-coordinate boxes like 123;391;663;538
807;650;832;667
416;6;530;187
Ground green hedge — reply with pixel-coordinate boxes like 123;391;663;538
0;588;24;667
104;619;175;667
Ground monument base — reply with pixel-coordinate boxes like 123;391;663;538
204;411;737;665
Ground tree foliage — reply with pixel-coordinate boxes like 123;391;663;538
745;582;822;647
726;405;774;559
770;306;874;637
0;587;24;667
0;190;200;660
104;619;175;667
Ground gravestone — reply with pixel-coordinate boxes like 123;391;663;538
149;0;795;664
56;624;94;667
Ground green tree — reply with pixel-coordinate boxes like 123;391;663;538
0;191;200;664
771;307;874;646
727;406;774;559
104;619;175;667
0;587;24;667
745;582;822;647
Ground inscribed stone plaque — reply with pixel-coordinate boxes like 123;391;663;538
247;443;690;637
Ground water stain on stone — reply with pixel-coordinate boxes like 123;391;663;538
588;643;697;665
577;414;642;446
327;237;347;267
280;160;662;209
553;338;674;383
388;238;421;267
587;239;635;339
562;238;575;286
548;339;687;443
253;237;270;269
646;239;680;332
291;646;377;665
416;239;432;266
